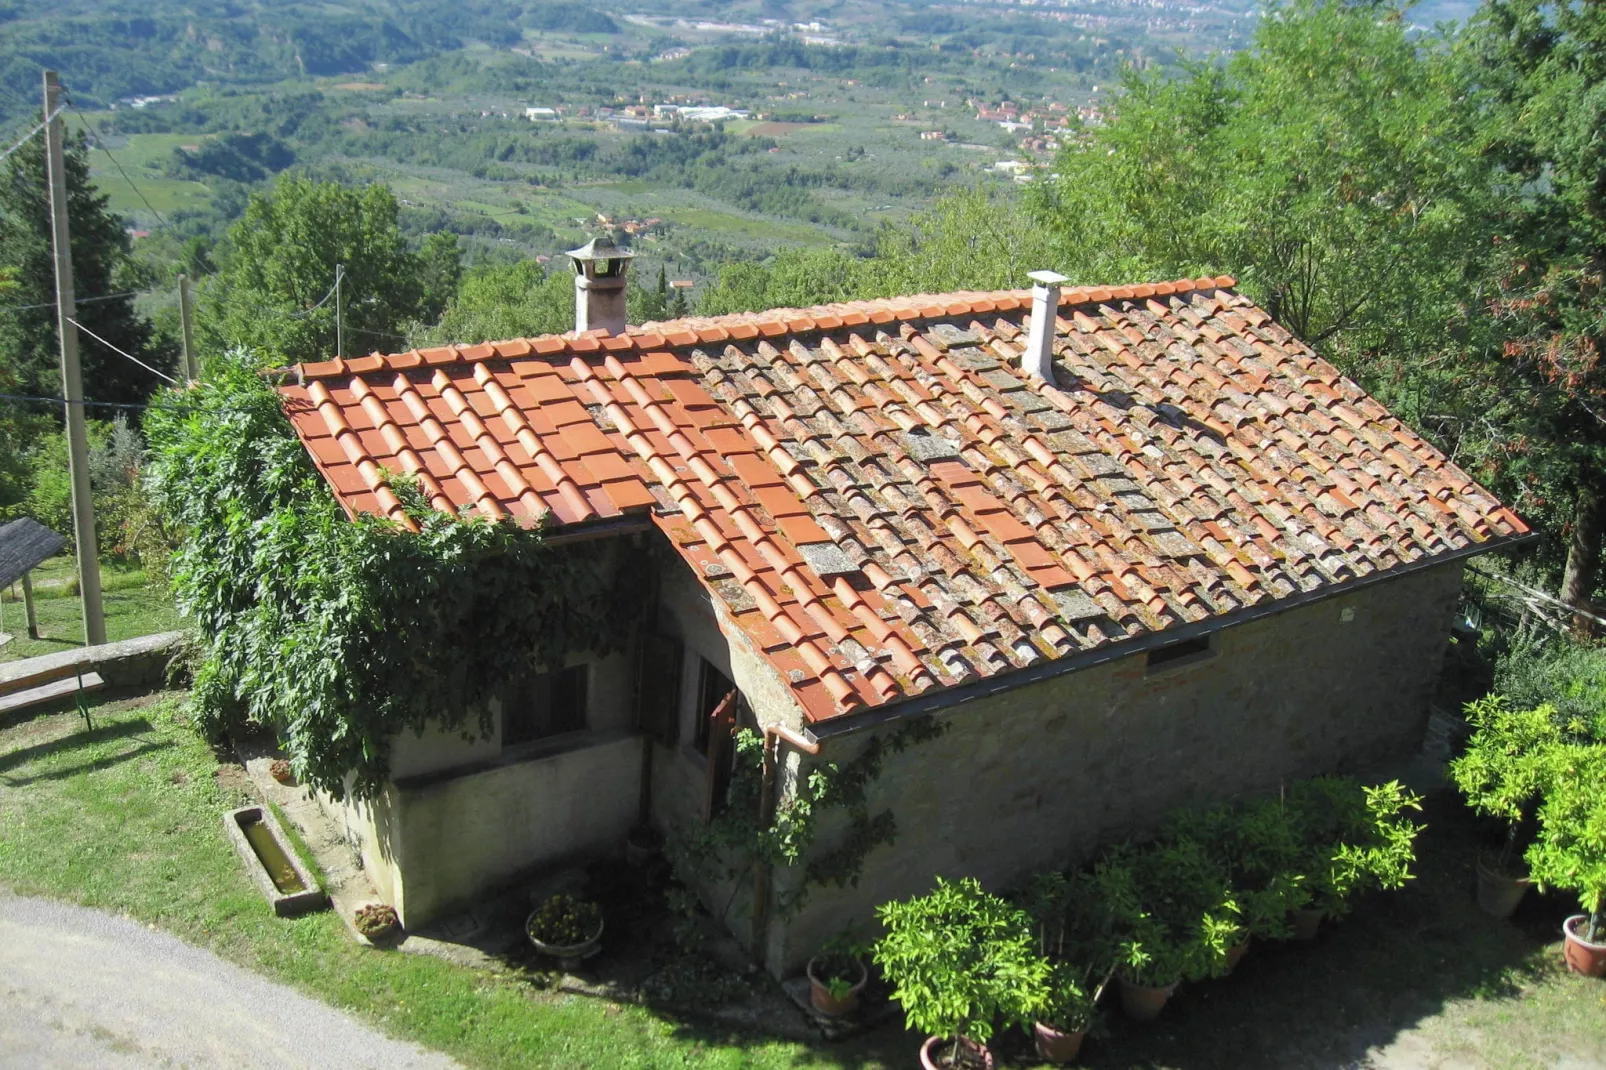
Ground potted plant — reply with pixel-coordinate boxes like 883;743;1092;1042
1031;961;1108;1064
1093;840;1239;1022
1525;745;1606;976
1163;796;1308;955
354;902;400;942
269;758;294;785
625;823;664;867
1286;777;1423;932
873;876;1051;1069
526;893;604;971
1451;697;1563;918
1019;871;1114;1063
807;933;869;1017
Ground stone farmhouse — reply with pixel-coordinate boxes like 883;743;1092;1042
275;244;1529;974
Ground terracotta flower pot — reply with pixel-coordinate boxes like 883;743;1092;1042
1225;938;1251;973
1475;856;1532;919
1032;1021;1086;1064
269;759;294;785
1562;916;1606;977
806;955;867;1017
918;1036;993;1070
1117;974;1177;1021
1291;907;1324;941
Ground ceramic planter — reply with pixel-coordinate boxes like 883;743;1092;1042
625;825;662;867
1290;907;1324;941
1117;974;1177;1021
918;1036;993;1070
806;955;867;1017
269;759;294;785
1475;856;1532;919
1562;916;1606;977
1032;1021;1086;1064
527;913;604;972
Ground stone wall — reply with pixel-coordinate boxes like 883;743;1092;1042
764;560;1466;973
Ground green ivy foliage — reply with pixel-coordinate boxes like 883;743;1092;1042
143;352;645;800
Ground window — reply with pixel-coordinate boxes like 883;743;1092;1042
502;664;589;748
693;658;734;756
1145;634;1213;672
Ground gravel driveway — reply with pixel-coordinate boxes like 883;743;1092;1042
0;894;460;1069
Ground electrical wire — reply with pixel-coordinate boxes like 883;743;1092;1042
67;316;179;384
0;290;141;314
62;94;175;234
0;105;61;166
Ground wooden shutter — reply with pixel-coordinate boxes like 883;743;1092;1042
635;633;683;744
701;688;738;821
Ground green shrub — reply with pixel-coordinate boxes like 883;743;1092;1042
1092;836;1241;988
1163;795;1310;940
1286;777;1423;918
873;876;1051;1058
1494;641;1606;743
1451;696;1566;873
1525;745;1606;944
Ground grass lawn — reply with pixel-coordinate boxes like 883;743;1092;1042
1;689;1603;1068
0;554;183;663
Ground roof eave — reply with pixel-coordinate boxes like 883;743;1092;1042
807;530;1538;743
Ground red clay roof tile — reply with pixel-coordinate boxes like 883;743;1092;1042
280;281;1527;724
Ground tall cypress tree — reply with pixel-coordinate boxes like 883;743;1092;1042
0;130;170;410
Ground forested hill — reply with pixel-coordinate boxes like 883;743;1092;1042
0;0;616;112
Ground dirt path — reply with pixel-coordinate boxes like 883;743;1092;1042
0;893;460;1069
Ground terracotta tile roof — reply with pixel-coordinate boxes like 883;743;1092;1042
277;277;1529;723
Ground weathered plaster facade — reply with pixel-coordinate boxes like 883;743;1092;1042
319;649;642;928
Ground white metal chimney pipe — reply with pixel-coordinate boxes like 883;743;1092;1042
1024;269;1068;383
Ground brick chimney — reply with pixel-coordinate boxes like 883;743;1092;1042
1023;269;1067;383
566;237;634;337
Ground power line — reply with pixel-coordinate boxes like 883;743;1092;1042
62;94;174;234
0;105;61;166
0;289;140;314
67;316;179;384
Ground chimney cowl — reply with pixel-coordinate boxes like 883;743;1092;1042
566;236;635;337
1023;269;1068;383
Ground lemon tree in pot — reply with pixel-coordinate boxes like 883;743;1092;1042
1094;840;1240;1022
1287;778;1423;935
1451;697;1561;918
1162;796;1307;956
873;877;1050;1070
1526;745;1606;977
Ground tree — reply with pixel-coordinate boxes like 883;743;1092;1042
414;231;463;326
204;174;431;365
1033;0;1487;362
1461;0;1606;627
411;259;572;348
0;131;171;408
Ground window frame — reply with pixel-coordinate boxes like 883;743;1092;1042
500;662;591;750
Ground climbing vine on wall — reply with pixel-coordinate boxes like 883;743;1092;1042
144;352;648;800
675;714;949;918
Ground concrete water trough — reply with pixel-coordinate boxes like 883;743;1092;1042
224;805;326;916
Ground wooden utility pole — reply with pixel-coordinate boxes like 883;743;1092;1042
177;272;198;380
334;262;345;359
42;69;106;647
